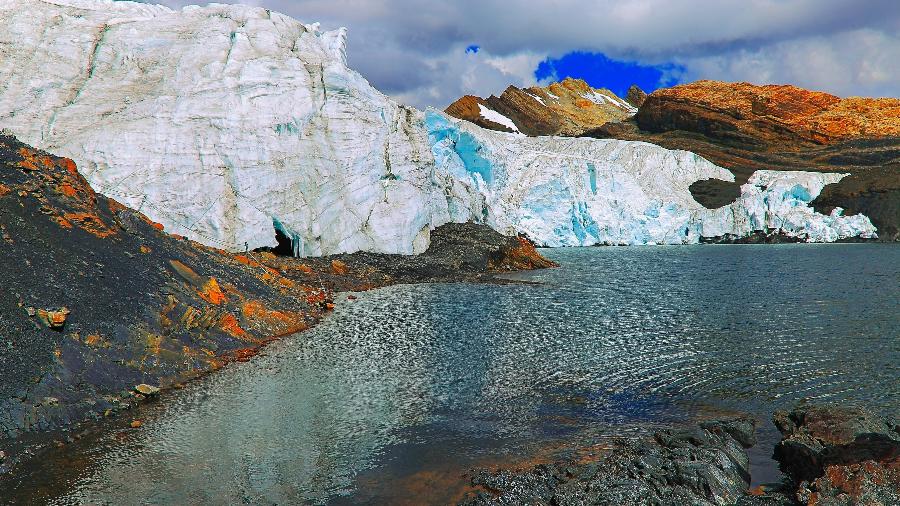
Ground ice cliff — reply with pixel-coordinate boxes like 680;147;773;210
0;0;877;255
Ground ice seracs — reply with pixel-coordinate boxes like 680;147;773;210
0;0;877;256
0;0;444;256
427;113;876;246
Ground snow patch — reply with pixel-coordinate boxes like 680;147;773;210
477;103;521;133
525;92;546;106
581;91;637;113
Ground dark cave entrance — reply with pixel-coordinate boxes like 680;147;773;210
253;220;303;257
271;226;297;256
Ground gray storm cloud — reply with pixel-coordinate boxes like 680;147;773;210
154;0;900;108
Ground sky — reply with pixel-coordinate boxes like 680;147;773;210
155;0;900;109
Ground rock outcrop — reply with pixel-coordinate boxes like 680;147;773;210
445;77;637;136
585;81;900;240
773;405;900;506
459;418;758;506
626;84;648;108
636;81;900;145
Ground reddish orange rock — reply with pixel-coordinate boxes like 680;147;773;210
330;259;349;275
637;80;900;145
199;277;226;305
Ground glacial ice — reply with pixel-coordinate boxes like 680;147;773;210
0;0;877;255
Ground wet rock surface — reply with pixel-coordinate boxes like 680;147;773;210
773;405;900;505
457;405;900;506
459;417;758;506
583;81;900;241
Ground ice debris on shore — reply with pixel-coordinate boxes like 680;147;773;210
0;0;877;255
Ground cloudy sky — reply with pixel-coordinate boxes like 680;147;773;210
159;0;900;109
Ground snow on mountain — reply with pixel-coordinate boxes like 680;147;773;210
477;104;522;134
0;0;877;256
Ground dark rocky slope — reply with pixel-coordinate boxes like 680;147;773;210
584;81;900;241
0;134;327;470
0;134;555;474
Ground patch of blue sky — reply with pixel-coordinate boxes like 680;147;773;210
535;51;685;97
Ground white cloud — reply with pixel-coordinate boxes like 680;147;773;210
391;47;544;109
681;29;900;98
153;0;900;106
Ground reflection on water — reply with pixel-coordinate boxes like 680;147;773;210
5;244;899;505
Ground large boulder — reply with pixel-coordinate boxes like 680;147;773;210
773;404;900;506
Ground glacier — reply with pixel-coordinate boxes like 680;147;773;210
0;0;877;255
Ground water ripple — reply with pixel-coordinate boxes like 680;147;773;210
9;244;898;505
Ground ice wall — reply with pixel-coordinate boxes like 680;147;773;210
428;113;876;245
0;0;877;256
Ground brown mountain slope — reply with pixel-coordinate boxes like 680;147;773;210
445;78;637;136
585;81;900;240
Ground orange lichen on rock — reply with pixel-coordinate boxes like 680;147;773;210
58;183;78;197
234;254;262;268
490;236;559;271
0;183;11;197
218;313;247;339
304;289;329;305
241;300;307;335
17;147;56;172
230;348;258;363
60;212;117;238
330;259;349;275
84;334;103;346
802;459;900;504
198;277;226;305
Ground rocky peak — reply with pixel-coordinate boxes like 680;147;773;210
626;84;648;107
444;77;636;136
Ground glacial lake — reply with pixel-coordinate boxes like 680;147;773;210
5;244;899;505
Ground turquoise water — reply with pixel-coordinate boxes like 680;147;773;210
4;244;899;505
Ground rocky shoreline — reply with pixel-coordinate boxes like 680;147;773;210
0;134;556;477
458;405;900;506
